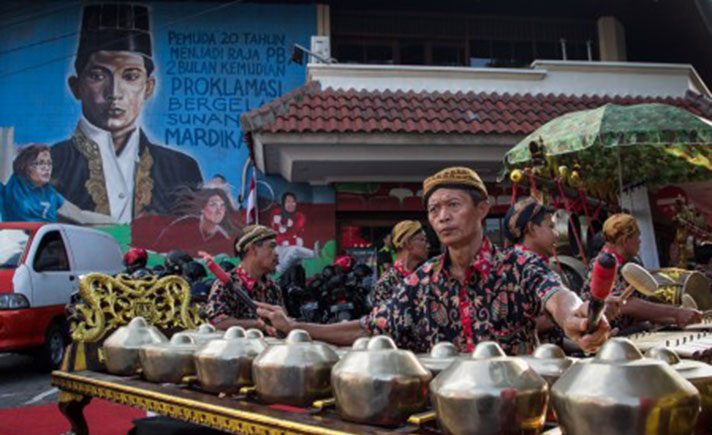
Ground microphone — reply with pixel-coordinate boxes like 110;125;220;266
587;252;617;334
205;259;257;311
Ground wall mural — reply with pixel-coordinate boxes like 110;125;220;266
0;2;323;269
256;175;336;277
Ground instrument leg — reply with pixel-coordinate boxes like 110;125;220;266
58;390;92;435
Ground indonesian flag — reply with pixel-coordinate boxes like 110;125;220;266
246;171;258;224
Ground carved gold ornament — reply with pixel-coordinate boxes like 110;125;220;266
72;126;110;216
70;273;201;343
133;147;154;217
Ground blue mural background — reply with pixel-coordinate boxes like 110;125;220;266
0;1;315;199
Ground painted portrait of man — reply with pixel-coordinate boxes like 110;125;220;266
50;3;203;224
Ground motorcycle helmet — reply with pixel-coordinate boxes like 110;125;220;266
182;261;207;283
131;268;152;279
333;255;355;272
165;250;192;275
352;264;372;279
123;247;148;272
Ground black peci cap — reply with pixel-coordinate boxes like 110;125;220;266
75;4;152;72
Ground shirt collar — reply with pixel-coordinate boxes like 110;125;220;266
233;265;257;292
393;259;410;277
79;115;141;162
434;236;494;282
602;245;625;266
14;173;46;192
515;243;550;262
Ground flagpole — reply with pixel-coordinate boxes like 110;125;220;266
252;164;259;225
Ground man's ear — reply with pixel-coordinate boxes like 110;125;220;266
477;199;491;217
144;75;156;99
525;221;536;238
68;76;81;100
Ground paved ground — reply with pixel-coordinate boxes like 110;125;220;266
0;353;59;409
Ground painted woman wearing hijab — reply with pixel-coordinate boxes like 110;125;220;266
269;192;320;275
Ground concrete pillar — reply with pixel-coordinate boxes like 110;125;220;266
317;4;330;36
0;127;14;184
597;16;627;61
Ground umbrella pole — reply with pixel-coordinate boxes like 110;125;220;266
616;146;624;201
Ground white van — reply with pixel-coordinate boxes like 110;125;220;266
0;222;122;370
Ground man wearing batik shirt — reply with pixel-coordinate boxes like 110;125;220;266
583;214;701;331
500;197;575;348
201;225;284;330
371;220;430;307
256;167;609;355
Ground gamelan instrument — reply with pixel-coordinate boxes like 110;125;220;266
647;346;712;435
193;326;267;394
622;263;712;310
95;323;712;435
627;323;712;361
60;272;712;434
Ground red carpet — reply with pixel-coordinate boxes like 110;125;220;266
0;399;144;435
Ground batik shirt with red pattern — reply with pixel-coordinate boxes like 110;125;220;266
371;260;411;307
360;239;566;355
201;265;284;324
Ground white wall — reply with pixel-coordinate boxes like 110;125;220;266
308;61;710;98
620;185;660;269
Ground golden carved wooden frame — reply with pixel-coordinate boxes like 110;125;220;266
52;371;354;435
71;273;201;343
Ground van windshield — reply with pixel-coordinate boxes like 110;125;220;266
0;229;31;269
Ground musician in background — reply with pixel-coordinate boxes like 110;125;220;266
502;197;564;344
499;197;618;348
257;167;610;355
376;232;396;278
200;225;284;330
584;214;702;331
370;220;430;307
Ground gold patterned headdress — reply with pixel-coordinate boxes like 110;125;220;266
391;220;423;250
423;166;488;203
603;213;640;244
503;196;552;243
234;225;276;255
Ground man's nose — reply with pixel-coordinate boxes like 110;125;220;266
435;207;451;223
105;74;123;100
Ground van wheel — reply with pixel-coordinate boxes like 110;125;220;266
34;322;67;372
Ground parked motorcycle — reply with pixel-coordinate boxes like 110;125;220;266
279;261;372;324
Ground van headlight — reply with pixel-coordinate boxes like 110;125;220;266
0;294;30;310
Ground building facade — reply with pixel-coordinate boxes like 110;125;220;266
2;0;712;273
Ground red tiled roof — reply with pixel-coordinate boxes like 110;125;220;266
240;81;712;135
